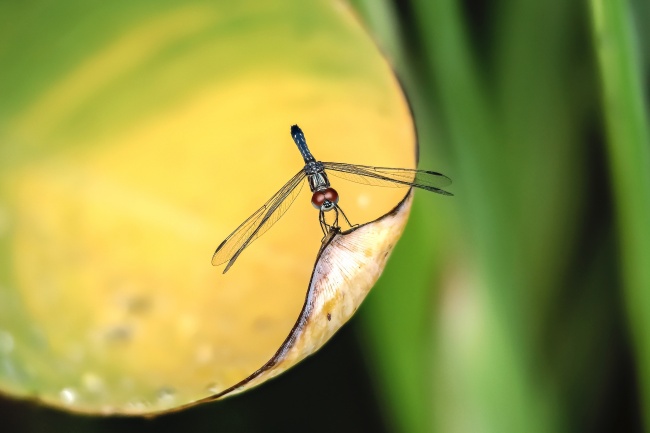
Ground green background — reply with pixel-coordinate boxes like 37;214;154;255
2;0;650;432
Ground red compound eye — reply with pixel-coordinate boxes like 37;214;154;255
311;191;326;209
323;188;339;204
311;188;339;210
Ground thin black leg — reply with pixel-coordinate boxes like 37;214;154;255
319;210;328;235
332;207;340;228
335;204;356;229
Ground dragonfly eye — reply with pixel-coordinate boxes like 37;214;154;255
311;191;326;209
311;188;339;211
323;187;339;204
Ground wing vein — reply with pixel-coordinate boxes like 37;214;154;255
212;169;306;271
322;162;453;195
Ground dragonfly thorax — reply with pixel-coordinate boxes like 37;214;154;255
312;187;339;211
304;161;331;192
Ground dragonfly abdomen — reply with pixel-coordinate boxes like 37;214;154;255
291;124;315;163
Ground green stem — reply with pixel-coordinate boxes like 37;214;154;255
410;0;560;431
589;0;650;426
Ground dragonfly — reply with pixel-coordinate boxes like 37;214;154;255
212;124;453;273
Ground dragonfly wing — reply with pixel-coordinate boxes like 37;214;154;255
322;162;453;195
212;169;307;272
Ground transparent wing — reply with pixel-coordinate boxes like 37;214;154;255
212;170;307;272
322;162;453;195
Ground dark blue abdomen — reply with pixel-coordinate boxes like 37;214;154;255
291;124;315;163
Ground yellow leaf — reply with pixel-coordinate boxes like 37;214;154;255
0;0;415;414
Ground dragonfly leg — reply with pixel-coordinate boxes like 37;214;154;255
319;207;344;238
319;210;329;235
335;204;357;229
332;206;340;228
319;203;359;238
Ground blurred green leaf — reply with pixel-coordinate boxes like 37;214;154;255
589;0;650;428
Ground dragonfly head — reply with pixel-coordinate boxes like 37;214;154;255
312;187;339;212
